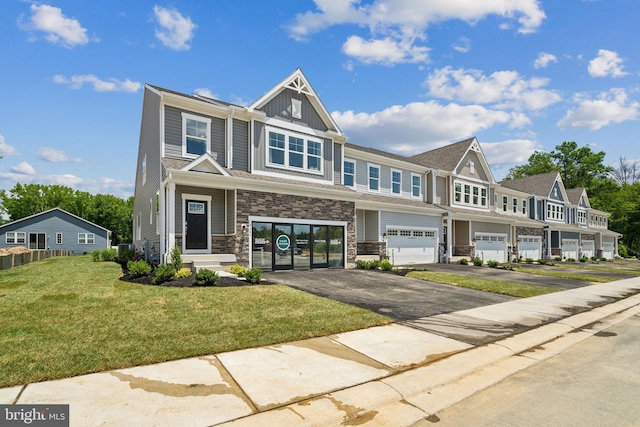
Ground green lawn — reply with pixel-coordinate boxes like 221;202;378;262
406;271;560;298
514;266;618;283
0;256;390;388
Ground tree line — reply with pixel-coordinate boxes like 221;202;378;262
0;183;133;245
504;141;640;256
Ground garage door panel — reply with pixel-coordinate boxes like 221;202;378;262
518;237;541;260
387;229;437;264
581;241;595;259
562;239;579;260
475;235;506;263
602;242;614;259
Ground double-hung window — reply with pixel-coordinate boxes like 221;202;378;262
78;233;95;245
266;127;323;174
182;113;211;158
411;174;421;198
368;164;380;192
56;233;63;245
5;231;26;245
464;185;471;204
391;169;402;195
522;200;527;215
513;198;518;213
455;183;462;202
502;196;508;212
454;180;487;208
343;160;355;187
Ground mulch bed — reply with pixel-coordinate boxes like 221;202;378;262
119;270;279;287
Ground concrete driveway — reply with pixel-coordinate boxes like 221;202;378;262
263;269;515;321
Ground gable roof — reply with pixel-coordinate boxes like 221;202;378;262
0;208;111;232
409;138;476;170
565;187;591;208
247;68;342;135
179;153;230;176
499;171;563;198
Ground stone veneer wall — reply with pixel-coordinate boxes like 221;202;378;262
234;189;356;263
357;242;387;258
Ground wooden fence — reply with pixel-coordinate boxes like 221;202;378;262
0;250;74;270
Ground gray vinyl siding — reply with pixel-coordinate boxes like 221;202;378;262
252;121;334;182
380;211;441;235
471;221;509;235
356;209;366;242
226;190;236;234
456;151;488;181
0;210;109;253
561;231;579;240
164;106;226;165
232;119;249;171
364;211;379;241
133;87;162;249
262;88;328;131
435;176;447;205
353;159;425;200
334;142;342;185
175;186;227;235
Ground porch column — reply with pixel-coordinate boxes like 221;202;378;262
167;182;176;260
159;184;166;259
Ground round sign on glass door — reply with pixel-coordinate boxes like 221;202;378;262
276;234;290;251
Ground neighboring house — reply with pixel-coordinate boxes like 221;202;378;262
133;68;620;270
0;208;111;253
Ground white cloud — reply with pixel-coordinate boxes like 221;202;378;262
287;0;545;65
37;147;83;163
481;139;539;167
53;74;141;93
193;88;218;99
153;5;197;51
332;101;528;155
342;35;429;65
425;67;561;110
0;173;134;199
19;4;89;48
588;49;628;78
0;135;18;156
453;37;471;53
11;162;36;175
557;88;639;130
534;52;557;69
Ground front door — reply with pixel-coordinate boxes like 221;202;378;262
185;200;208;251
273;224;293;270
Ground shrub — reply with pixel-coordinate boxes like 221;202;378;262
472;257;483;266
230;264;247;277
170;246;183;271
380;259;393;271
487;260;499;268
590;256;597;261
127;260;151;278
503;263;512;270
525;258;534;264
600;257;608;262
176;268;192;278
458;258;469;265
91;250;102;262
101;248;118;262
244;268;262;284
566;257;576;263
357;260;381;270
153;264;176;285
579;256;588;263
537;258;547;265
119;249;135;264
554;257;562;262
618;242;628;258
195;268;219;286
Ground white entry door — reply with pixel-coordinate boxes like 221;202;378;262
475;234;507;262
518;236;541;260
562;239;579;260
387;229;437;264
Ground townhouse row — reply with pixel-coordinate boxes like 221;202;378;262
133;69;620;270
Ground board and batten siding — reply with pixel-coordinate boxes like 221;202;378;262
232;119;249;171
261;88;328;132
226;190;236;234
456;151;489;181
252;121;334;182
164;106;226;165
175;186;227;235
0;210;109;253
435;176;447;205
133;87;163;250
333;142;342;185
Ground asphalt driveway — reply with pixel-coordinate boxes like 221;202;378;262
263;269;515;321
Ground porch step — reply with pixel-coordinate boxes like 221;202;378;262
182;254;236;273
191;260;224;273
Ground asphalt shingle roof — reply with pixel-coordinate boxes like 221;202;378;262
409;138;475;170
499;171;561;198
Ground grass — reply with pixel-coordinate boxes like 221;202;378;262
0;256;391;388
514;266;618;283
553;262;640;275
406;271;560;298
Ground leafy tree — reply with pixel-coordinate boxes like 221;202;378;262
504;151;557;180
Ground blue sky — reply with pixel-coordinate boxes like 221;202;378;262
1;0;639;199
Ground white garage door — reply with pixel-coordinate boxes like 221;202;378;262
581;240;595;259
518;236;541;260
602;242;615;259
475;234;507;263
562;239;579;260
387;229;437;264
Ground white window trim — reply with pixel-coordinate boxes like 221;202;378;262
291;98;302;119
454;180;488;209
522;199;527;215
546;202;565;221
512;197;518;214
142;154;147;185
182;112;212;159
5;231;26;245
469;160;475;175
56;233;63;245
367;163;381;193
78;233;95;245
502;195;508;212
391;168;402;196
343;158;356;188
181;193;212;254
411;173;422;199
265;126;324;175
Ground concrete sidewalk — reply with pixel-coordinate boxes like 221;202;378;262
3;277;640;427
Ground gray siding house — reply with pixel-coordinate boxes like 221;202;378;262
133;68;621;269
0;208;111;253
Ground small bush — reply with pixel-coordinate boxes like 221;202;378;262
176;268;192;278
600;257;608;262
153;264;176;285
101;248;118;262
503;263;512;271
91;250;102;262
195;268;219;286
244;268;262;284
357;260;381;270
566;257;576;263
618;242;628;258
487;260;499;268
170;246;183;271
579;256;588;263
380;259;393;271
458;258;469;265
554;257;562;262
525;258;534;264
590;256;597;261
537;258;547;265
230;264;247;277
119;249;135;264
472;257;483;266
127;260;151;278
